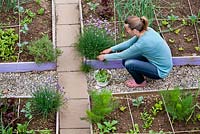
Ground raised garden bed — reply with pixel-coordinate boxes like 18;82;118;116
79;0;200;69
0;0;57;72
0;96;59;134
87;88;200;134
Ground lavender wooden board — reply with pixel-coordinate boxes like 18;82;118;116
86;56;200;69
0;62;56;72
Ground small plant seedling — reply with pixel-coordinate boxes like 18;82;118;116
119;106;127;112
188;15;197;25
35;0;41;5
37;8;45;15
168;14;179;22
21;101;33;120
97;120;118;134
149;130;164;134
169;38;175;43
181;19;188;26
161;20;169;26
126;124;140;134
132;96;144;108
174;29;181;34
151;100;163;116
87;2;99;11
195;46;200;51
184;37;192;42
20;24;29;34
178;47;184;51
140;111;154;129
196;113;200;121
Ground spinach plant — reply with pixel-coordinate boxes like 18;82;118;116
132;96;144;108
140;111;154;129
151;100;163;116
97;120;118;134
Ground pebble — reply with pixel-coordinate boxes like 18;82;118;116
87;65;200;93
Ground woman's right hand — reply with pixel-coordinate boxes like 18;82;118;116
100;48;112;54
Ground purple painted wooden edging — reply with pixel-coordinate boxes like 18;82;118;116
86;56;200;69
0;62;56;72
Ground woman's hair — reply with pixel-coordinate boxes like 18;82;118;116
124;16;148;32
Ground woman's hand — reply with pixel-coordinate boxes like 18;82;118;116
100;48;112;54
97;54;105;61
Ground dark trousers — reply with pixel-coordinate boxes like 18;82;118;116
122;56;161;84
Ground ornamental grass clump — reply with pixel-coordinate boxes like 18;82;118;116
86;89;118;123
76;26;114;59
28;35;62;63
30;86;64;119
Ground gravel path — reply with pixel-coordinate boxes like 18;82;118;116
87;65;200;93
0;71;58;96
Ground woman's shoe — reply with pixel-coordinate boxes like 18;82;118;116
125;79;146;88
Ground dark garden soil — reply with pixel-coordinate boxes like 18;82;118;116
81;0;200;57
128;93;173;133
0;98;56;134
91;90;200;133
0;0;52;62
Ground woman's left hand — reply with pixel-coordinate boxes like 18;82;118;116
97;54;105;61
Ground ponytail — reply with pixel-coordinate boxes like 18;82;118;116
124;16;149;32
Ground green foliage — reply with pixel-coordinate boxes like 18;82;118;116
161;20;169;26
76;26;114;59
35;0;41;5
119;105;127;112
188;15;197;25
132;96;144;108
86;89;118;123
87;2;99;11
2;127;13;134
25;9;36;18
31;86;64;119
21;101;33;120
149;130;164;134
17;122;35;134
20;24;29;34
196;113;200;121
94;69;111;83
167;14;179;22
97;120;118;134
151;100;163;116
37;8;45;15
168;38;175;43
126;124;140;134
174;29;181;34
80;63;93;73
0;28;18;61
140;111;154;129
161;88;196;122
28;35;62;63
0;0;17;12
38;129;51;134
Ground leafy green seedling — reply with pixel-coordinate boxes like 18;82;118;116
25;9;36;18
149;130;164;134
168;14;179;22
181;19;188;26
20;24;29;34
140;111;154;129
151;100;163;116
38;129;51;134
169;38;175;43
178;47;184;51
37;8;45;15
87;2;99;11
196;113;200;121
195;46;200;51
184;37;192;42
95;69;111;83
188;15;197;25
35;0;41;5
119;106;127;112
21;101;33;120
161;20;169;26
174;29;181;34
126;124;140;134
97;120;118;134
132;96;144;108
15;5;24;13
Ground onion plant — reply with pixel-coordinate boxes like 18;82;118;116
0;0;17;12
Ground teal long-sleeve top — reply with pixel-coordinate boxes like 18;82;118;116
104;27;173;78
